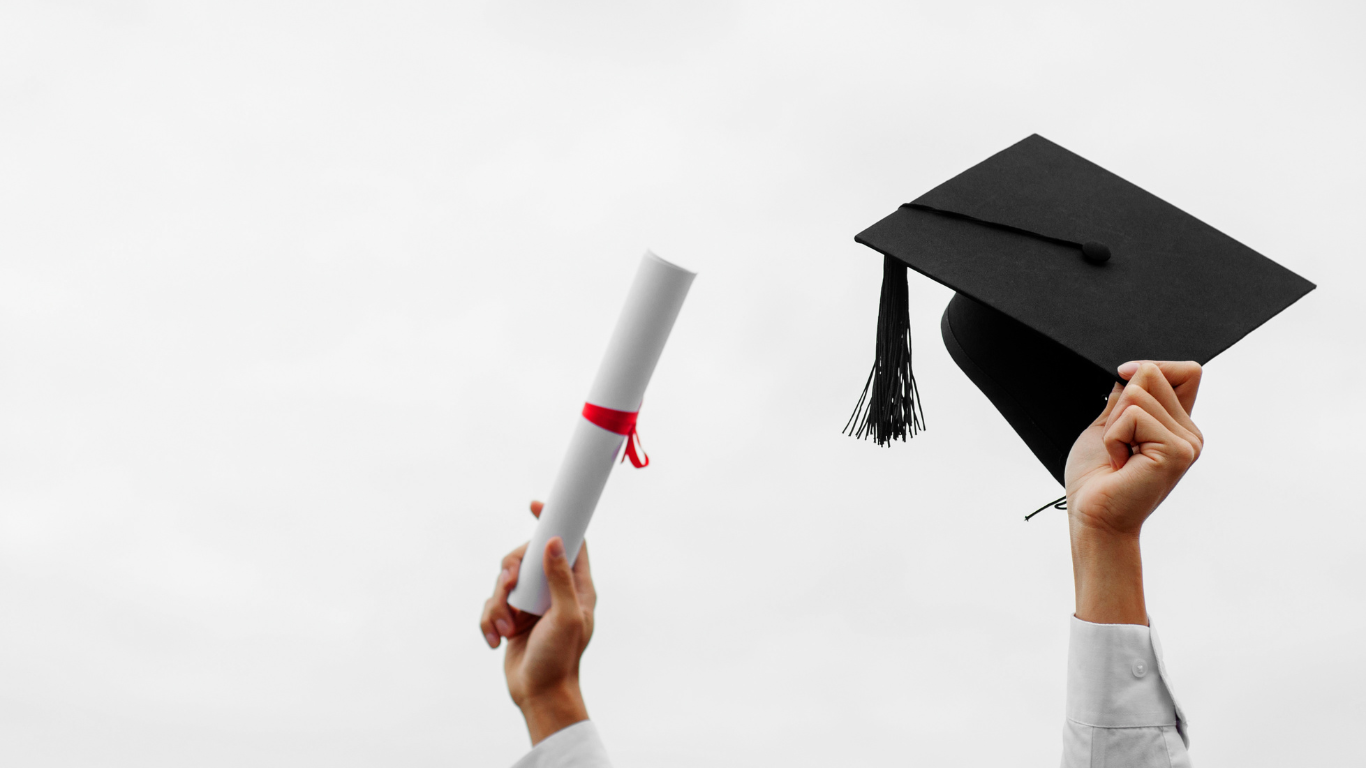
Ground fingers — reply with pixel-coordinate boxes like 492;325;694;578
1103;403;1199;474
1120;363;1198;430
524;501;592;612
1109;363;1203;459
1118;360;1203;415
480;542;529;649
479;502;563;649
542;537;584;619
480;592;509;649
1105;375;1203;460
1104;404;1146;470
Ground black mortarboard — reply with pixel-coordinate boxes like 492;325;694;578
846;134;1315;484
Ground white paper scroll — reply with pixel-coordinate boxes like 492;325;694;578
508;251;696;616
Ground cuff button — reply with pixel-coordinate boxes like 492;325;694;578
1131;660;1148;678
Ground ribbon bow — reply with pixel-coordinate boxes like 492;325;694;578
581;403;650;468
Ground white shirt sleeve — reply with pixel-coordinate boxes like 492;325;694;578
1062;615;1191;767
511;616;1191;767
510;720;613;768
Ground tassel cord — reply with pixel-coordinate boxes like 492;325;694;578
1024;496;1067;522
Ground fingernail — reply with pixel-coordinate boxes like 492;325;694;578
485;632;499;647
495;618;511;636
547;538;565;560
1117;361;1140;378
499;568;511;586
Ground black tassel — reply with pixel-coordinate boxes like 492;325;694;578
845;255;925;445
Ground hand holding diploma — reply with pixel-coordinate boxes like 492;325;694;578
480;501;597;746
479;252;693;751
508;252;695;615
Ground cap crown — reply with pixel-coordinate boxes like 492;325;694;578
856;134;1316;376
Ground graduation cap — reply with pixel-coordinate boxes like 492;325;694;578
846;134;1315;485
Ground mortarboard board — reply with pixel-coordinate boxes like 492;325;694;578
846;134;1316;485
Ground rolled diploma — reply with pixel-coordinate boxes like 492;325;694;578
508;251;696;615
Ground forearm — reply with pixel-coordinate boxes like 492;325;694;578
519;681;589;746
1069;520;1146;625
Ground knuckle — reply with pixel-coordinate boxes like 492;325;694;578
1130;386;1157;407
563;612;585;634
1109;396;1131;420
1107;400;1132;425
1101;414;1125;439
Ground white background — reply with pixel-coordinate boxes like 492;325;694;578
1;2;1361;766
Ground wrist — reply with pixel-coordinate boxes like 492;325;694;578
518;680;589;746
1070;522;1146;625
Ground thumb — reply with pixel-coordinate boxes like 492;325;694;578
542;537;581;613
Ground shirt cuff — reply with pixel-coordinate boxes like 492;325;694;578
510;720;613;768
1066;615;1186;741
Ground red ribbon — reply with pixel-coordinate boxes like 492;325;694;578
581;402;650;468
